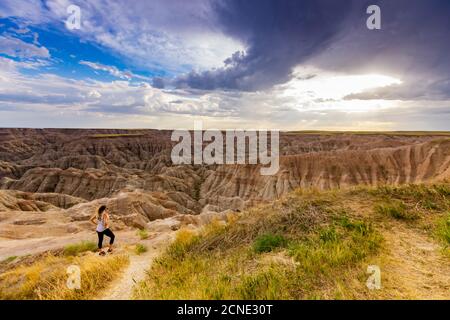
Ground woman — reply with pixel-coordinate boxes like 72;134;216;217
90;205;115;255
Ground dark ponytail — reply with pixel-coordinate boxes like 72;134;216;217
97;205;107;219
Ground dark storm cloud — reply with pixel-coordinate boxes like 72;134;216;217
175;0;450;100
316;0;450;100
176;0;353;91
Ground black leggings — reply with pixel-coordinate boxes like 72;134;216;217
97;228;115;249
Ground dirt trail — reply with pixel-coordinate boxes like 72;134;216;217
377;221;450;299
99;231;175;300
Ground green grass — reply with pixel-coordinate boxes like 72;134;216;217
288;222;381;277
63;241;97;257
137;229;149;240
135;244;148;255
375;200;419;220
436;213;450;246
253;234;287;253
337;217;372;236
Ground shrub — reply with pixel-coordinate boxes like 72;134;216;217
137;229;149;240
253;234;287;253
135;244;148;255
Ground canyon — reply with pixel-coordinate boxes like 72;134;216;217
0;129;449;257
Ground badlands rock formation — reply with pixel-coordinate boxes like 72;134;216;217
0;129;448;231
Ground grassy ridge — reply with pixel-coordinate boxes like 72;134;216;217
134;183;449;300
134;193;379;299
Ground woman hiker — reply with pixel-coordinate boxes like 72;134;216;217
90;205;115;255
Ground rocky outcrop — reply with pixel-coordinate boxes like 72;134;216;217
200;139;450;206
0;190;85;212
64;190;183;228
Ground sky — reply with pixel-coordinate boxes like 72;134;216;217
0;0;449;130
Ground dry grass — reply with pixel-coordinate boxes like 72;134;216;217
0;253;129;300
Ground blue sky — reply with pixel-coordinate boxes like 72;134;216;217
0;0;449;130
0;15;173;82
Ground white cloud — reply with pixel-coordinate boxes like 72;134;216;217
80;60;131;80
0;35;50;58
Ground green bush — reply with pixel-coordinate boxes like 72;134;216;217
135;243;148;255
253;234;287;253
137;229;149;240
